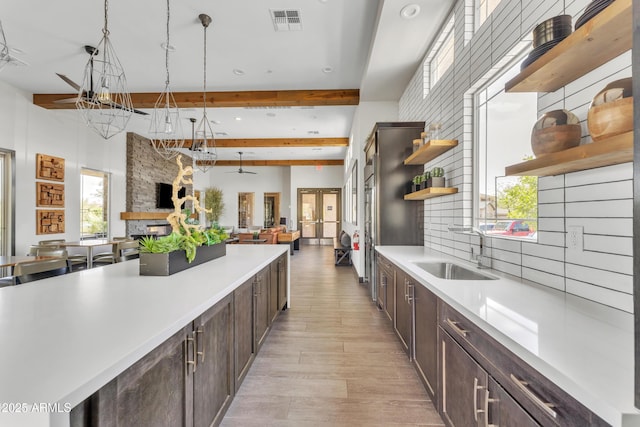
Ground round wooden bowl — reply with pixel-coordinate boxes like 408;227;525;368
587;97;633;142
531;124;582;157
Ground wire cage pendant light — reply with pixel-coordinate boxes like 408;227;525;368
0;21;12;71
77;0;134;139
191;13;217;173
149;0;184;160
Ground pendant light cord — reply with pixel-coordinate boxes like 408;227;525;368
103;0;109;36
202;21;208;116
165;0;170;86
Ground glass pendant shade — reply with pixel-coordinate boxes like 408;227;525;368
149;0;184;159
77;0;133;140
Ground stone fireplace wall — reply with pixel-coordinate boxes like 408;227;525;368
125;133;193;237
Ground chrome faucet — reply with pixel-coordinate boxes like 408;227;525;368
447;225;490;269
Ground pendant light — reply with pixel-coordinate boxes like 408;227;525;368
0;21;12;71
77;0;134;139
149;0;184;160
191;13;217;173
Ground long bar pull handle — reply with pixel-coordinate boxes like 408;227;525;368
186;332;197;374
196;326;205;364
446;318;468;338
484;389;498;427
510;374;557;419
473;377;484;422
404;279;409;302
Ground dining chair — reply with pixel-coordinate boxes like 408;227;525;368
36;239;88;271
13;257;70;284
93;240;139;265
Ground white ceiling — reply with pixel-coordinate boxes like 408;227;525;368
0;0;454;162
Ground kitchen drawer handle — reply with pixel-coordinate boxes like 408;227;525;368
446;318;468;337
473;377;484;421
196;326;205;364
510;374;557;419
186;332;197;374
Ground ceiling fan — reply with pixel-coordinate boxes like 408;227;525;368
226;152;257;174
55;45;148;115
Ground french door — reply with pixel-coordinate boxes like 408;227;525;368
297;188;341;245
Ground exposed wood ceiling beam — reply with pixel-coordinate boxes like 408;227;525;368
177;137;348;149
198;159;344;166
32;89;360;110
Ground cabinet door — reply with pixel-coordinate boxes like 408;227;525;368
441;329;487;427
376;259;385;310
117;325;194;427
269;261;279;323
488;377;539;427
414;283;437;400
385;266;395;322
193;294;235;427
254;267;270;350
277;255;288;310
394;270;411;354
234;277;255;389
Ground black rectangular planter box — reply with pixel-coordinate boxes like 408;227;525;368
139;242;226;276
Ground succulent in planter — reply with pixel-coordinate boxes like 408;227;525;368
412;175;422;192
422;171;431;188
253;231;260;240
431;167;446;187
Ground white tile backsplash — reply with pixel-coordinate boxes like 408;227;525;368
398;0;633;313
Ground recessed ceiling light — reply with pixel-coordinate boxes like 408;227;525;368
235;117;242;121
322;66;333;73
265;69;273;74
312;148;322;151
318;0;328;3
308;130;320;135
161;42;176;52
233;68;245;76
215;132;228;136
210;120;221;124
400;4;421;19
266;112;276;117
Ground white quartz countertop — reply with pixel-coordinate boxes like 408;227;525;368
376;246;639;427
0;245;288;427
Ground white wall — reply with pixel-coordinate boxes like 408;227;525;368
398;0;633;312
0;80;127;256
205;166;290;230
344;101;399;277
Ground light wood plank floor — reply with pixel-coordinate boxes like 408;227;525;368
221;245;444;426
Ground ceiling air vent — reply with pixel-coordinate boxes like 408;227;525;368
270;9;302;31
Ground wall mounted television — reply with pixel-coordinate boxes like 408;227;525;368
156;183;186;209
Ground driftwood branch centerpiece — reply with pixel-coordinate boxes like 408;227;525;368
139;155;228;276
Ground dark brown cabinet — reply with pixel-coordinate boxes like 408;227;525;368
413;283;438;400
234;277;255;389
193;294;235;427
277;254;287;311
440;329;488;427
488;377;539;427
70;295;235;427
376;255;394;322
394;269;413;356
254;266;270;350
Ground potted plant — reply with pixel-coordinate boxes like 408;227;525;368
412;175;421;193
422;171;431;188
138;155;229;276
204;186;225;226
431;167;445;187
253;231;260;240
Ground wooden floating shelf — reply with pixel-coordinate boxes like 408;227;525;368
120;212;171;220
404;139;458;165
505;0;631;93
505;131;632;176
404;187;458;200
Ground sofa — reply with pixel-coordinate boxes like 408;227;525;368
237;225;286;244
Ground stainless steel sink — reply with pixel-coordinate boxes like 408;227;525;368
412;262;497;280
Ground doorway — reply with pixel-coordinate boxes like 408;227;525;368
297;188;341;245
263;192;280;228
238;192;255;229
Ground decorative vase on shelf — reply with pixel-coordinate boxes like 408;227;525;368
587;77;633;142
531;109;581;156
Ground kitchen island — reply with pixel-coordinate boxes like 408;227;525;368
377;245;639;427
0;244;288;427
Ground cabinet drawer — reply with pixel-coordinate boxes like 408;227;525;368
439;302;607;427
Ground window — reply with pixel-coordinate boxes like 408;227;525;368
475;58;538;240
0;149;14;257
81;168;109;239
423;15;455;96
476;0;502;30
